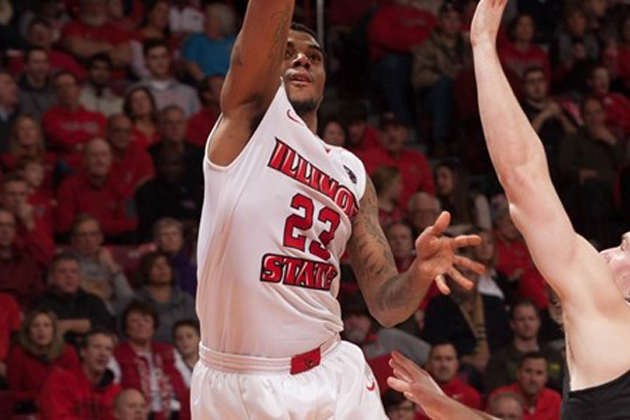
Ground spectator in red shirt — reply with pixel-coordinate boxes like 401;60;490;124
56;138;137;242
2;114;57;195
123;87;160;149
359;112;435;208
113;388;150;420
60;0;132;74
369;0;437;124
6;309;80;415
373;165;405;226
185;75;223;148
1;174;55;265
422;341;482;417
39;329;121;420
587;63;630;137
0;209;45;310
499;14;551;84
340;101;382;153
42;71;107;166
107;114;155;198
9;18;86;81
0;293;20;383
115;300;190;420
490;352;561;420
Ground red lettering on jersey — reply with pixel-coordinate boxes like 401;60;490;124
260;253;338;291
268;139;359;220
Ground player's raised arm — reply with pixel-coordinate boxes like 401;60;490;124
347;179;483;327
208;1;293;165
470;0;616;305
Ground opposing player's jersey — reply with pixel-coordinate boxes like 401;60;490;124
197;84;367;358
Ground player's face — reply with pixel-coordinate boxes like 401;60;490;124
282;30;325;117
29;313;55;348
517;358;547;397
427;344;458;384
510;305;540;340
600;232;630;299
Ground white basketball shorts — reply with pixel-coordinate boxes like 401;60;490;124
190;336;388;419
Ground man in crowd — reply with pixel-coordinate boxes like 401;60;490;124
18;46;56;119
80;53;124;118
113;388;149;420
69;214;135;314
484;299;564;393
407;192;441;235
487;392;525;420
424;341;482;414
56;138;137;242
34;252;113;346
490;353;561;420
138;39;200;117
39;329;121;419
185;75;223;148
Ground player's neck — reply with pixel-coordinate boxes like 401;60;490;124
301;112;317;134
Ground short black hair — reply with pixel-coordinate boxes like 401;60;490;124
81;327;115;349
519;351;548;368
428;340;459;359
50;251;80;272
87;53;113;70
290;22;317;40
143;38;169;57
509;297;539;320
122;300;160;335
382;389;413;411
172;319;200;339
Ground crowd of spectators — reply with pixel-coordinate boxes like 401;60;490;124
0;0;630;418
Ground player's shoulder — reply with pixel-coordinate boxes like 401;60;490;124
326;145;368;200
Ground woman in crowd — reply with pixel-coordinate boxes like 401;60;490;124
115;300;189;420
6;309;80;414
372;165;405;226
135;251;197;344
124;87;160;149
499;13;551;83
172;319;200;389
434;160;491;235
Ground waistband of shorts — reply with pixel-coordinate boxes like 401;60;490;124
199;334;341;374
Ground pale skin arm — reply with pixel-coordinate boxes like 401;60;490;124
208;0;293;166
347;179;483;328
471;0;630;386
387;352;497;420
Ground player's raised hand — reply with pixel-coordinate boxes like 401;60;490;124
470;0;508;47
414;211;484;295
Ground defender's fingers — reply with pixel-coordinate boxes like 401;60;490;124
418;212;451;244
435;274;451;295
453;256;486;274
452;234;482;248
448;267;474;290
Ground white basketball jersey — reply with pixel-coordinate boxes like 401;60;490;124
197;84;367;358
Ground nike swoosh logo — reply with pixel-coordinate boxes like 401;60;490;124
366;380;376;392
287;109;303;125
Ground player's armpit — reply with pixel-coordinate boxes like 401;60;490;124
347;178;429;328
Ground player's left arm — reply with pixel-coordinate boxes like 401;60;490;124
347;178;483;328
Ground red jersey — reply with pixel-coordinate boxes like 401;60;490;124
491;383;561;420
0;293;20;362
55;172;137;237
110;143;155;198
358;147;435;208
499;42;551;82
186;107;219;148
41;105;106;154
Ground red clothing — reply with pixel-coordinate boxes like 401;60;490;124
491;383;561;420
0;293;20;362
378;205;405;226
358;147;435;208
56;172;137;237
368;5;437;61
330;0;390;27
0;153;58;195
28;190;55;237
0;249;45;309
499;42;551;83
131;126;160;149
616;45;630;90
186;107;219;148
9;50;86;81
16;220;56;267
39;366;121;420
595;92;630;136
495;233;548;309
7;345;80;401
346;125;383;154
417;377;482;419
114;341;190;420
41;105;106;155
110;143;155;198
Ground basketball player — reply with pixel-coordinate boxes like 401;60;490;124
191;0;483;418
389;0;630;418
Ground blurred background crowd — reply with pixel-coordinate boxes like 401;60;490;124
1;0;630;418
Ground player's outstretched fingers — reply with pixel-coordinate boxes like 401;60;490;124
416;211;452;247
448;267;474;290
391;351;425;379
435;274;451;295
452;234;482;249
453;255;486;275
